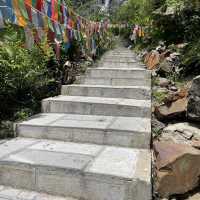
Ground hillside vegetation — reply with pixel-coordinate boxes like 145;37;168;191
112;0;200;76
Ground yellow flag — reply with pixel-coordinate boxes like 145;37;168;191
13;0;27;27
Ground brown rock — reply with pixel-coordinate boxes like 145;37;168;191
155;98;188;121
144;50;160;70
154;142;200;197
163;88;188;105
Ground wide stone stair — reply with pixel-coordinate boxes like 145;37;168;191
0;47;152;200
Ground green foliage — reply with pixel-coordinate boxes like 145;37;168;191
153;90;167;104
112;0;152;25
151;0;200;43
0;25;58;121
181;39;200;76
112;0;200;76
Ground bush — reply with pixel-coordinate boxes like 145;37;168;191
181;39;200;76
0;25;58;121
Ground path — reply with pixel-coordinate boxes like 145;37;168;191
0;46;152;200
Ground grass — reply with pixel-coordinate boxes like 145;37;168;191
153;90;168;104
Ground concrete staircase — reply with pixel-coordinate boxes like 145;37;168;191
0;47;152;200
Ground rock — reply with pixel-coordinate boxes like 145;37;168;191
156;45;166;53
170;86;178;92
188;193;200;200
158;78;170;88
152;116;166;138
164;123;200;139
163;88;188;104
162;122;200;142
159;59;173;74
166;57;173;62
144;50;160;70
170;52;181;60
164;6;176;16
160;50;171;59
153;142;200;197
192;141;200;149
187;75;200;121
159;130;191;145
176;43;188;49
155;98;188;121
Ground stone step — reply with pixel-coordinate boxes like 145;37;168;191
109;49;132;52
42;96;151;118
16;113;151;148
0;185;77;200
106;54;136;57
0;138;151;200
98;61;146;68
61;84;151;100
102;57;137;63
103;54;136;59
86;68;151;79
81;76;151;87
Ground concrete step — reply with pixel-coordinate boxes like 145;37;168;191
0;185;77;200
0;138;151;200
103;54;136;59
86;68;151;80
109;49;132;53
16;113;151;148
105;54;136;58
61;84;151;100
102;57;137;63
42;96;151;118
98;61;146;68
81;76;151;87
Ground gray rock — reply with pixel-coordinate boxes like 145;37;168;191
160;123;200;145
159;60;173;73
188;193;200;200
188;75;200;121
158;78;170;88
152;116;166;138
170;86;178;92
170;52;181;59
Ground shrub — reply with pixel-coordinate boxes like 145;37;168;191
0;25;58;121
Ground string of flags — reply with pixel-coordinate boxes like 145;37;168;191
0;0;109;59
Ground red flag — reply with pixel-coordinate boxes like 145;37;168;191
24;0;32;22
36;0;44;11
51;0;58;21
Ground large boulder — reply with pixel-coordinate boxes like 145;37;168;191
187;75;200;121
155;97;188;121
144;50;160;70
154;142;200;198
